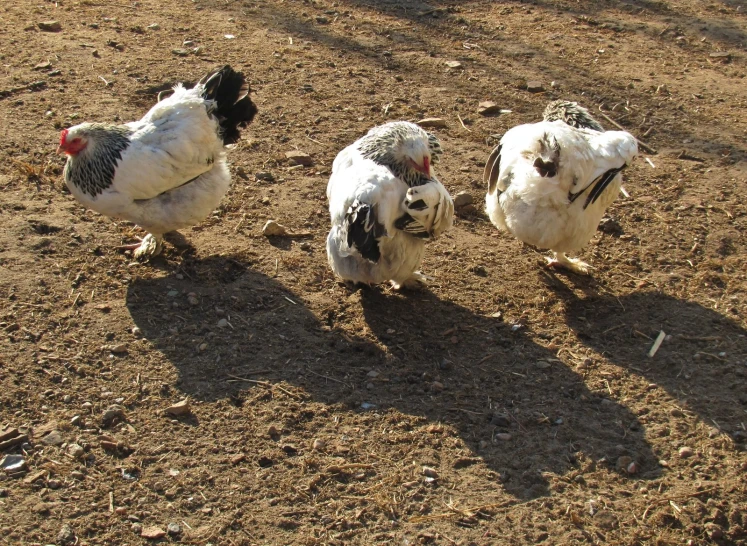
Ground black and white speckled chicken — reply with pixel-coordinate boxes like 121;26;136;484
326;121;454;289
57;65;257;260
484;101;637;274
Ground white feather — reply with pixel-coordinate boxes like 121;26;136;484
326;122;453;288
485;120;637;272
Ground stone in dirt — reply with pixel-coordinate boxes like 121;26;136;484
102;405;126;426
141;526;166;539
526;81;545;93
478;101;503;116
38;21;62;32
164;398;191;416
445;60;462;68
1;454;26;472
285;150;313;166
57;524;76;545
416;118;447;129
453;191;474;208
262;220;289;237
41;430;64;446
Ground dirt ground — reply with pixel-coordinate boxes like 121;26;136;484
1;0;746;544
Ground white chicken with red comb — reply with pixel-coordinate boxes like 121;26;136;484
58;65;257;260
326;121;454;289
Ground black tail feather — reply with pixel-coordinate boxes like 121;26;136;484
201;65;258;145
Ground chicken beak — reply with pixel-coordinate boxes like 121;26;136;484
56;145;64;155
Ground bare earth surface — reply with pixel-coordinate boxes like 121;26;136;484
1;0;746;544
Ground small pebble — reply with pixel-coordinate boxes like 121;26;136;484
494;433;512;441
312;439;325;450
422;466;439;479
678;446;694;458
164;398;191;417
131;523;142;534
115;507;127;516
167;523;182;536
285;150;313;166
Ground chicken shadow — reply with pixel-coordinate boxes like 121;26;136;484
126;255;659;500
353;287;660;499
565;291;747;439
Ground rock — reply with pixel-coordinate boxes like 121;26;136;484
217;318;229;328
57;524;75;545
104;343;128;354
495;433;512;441
285;150;313;166
167;523;182;536
164;399;191;417
255;171;275;182
172;49;189;57
678;446;694;458
312;438;325;450
70;471;85;480
41;430;64;446
705;522;724;540
535;360;551;369
33;61;52;71
131;523;142;534
147;23;160;30
102;404;126;426
0;488;7;497
267;425;279;438
526;81;545;93
417;117;447;129
141;526;167;540
262;220;289;237
598;216;622;235
709;52;731;60
38;21;62;32
131;326;142;337
445;60;462;68
187;292;199;306
0;454;26;472
478;101;502;116
367;370;380;378
453;191;474;208
422;466;439;479
115;506;127;516
431;381;444;392
316;16;329;24
491;413;510;427
230;453;246;465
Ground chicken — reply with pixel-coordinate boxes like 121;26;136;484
484;104;637;274
57;65;257;259
326;121;454;289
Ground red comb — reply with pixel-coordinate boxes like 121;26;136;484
60;129;68;145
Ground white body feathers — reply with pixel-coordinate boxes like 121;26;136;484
485;121;637;270
65;84;229;236
326;124;453;288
